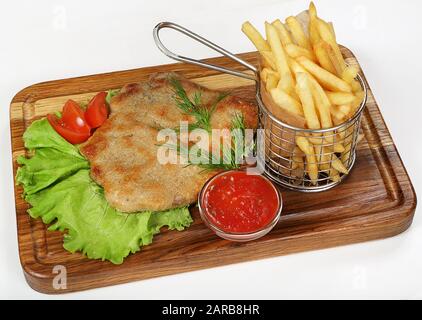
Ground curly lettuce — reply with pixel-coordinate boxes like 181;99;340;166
16;119;192;264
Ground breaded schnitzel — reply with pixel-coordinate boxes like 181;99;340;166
80;72;257;213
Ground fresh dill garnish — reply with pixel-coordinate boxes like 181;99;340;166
219;112;255;170
106;88;120;104
169;77;228;132
166;77;254;171
162;111;255;171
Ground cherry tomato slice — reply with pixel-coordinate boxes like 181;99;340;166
85;92;109;129
61;99;91;134
47;114;91;144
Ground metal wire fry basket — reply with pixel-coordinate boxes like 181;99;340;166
154;22;368;192
256;76;367;192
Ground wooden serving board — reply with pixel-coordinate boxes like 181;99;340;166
10;48;417;294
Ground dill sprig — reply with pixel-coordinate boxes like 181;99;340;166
166;77;254;171
169;77;228;132
220;112;255;170
163;112;255;171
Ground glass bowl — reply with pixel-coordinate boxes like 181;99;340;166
198;169;283;242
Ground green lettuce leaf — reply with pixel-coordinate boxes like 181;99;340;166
21;118;86;159
17;148;90;196
16;118;90;195
16;118;192;264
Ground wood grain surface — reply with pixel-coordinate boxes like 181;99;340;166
10;48;417;294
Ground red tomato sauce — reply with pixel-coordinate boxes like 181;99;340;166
202;171;280;233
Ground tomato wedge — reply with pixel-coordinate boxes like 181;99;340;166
47;99;91;144
85;92;109;129
47;114;91;144
61;99;91;133
46;93;110;144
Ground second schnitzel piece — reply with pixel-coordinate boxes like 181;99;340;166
80;72;258;213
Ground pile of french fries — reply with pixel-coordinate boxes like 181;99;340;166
242;2;365;184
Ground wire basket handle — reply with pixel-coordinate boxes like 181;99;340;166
153;22;258;81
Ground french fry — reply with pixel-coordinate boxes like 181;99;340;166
330;171;341;182
321;41;343;76
309;23;321;47
296;136;318;184
295;73;320;129
308;78;333;128
261;58;271;70
261;67;279;83
316;145;347;175
272;19;293;46
289;58;309;75
328;22;336;40
326;92;355;105
338;104;352;116
341;65;358;82
314;145;341;182
265;22;295;95
336;130;347;146
331;113;344;126
303;132;322;148
308;78;345;152
307;132;345;154
241;21;271;52
333;104;352;147
280;60;300;101
323;147;349;174
291;58;344;151
266;73;279;91
341;65;362;93
292;147;305;170
330;104;351;124
323;164;341;182
333;141;345;153
270;87;304;116
260;69;269;83
289;58;322;114
333;154;349;174
313;41;337;75
260;50;277;70
310;1;334;40
308;2;321;46
350;90;365;115
351;81;363;94
296;56;352;92
309;1;317;19
285;43;317;62
277;74;296;97
289;86;300;103
340;121;358;165
341;138;353;164
265;22;290;74
316;18;346;72
286;16;312;51
307;134;345;160
260;82;306;128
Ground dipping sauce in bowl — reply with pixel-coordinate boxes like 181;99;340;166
198;170;282;241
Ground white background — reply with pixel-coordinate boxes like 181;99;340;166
1;0;421;299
